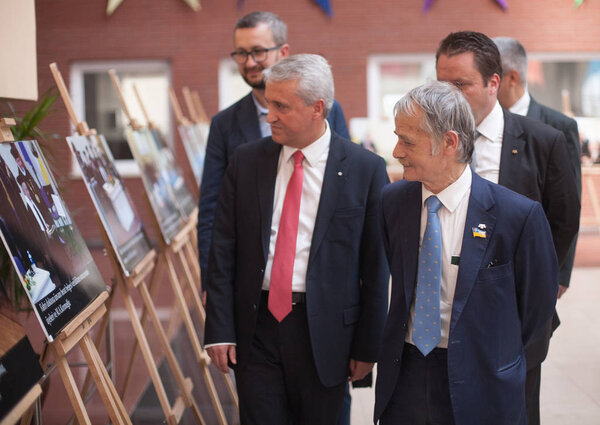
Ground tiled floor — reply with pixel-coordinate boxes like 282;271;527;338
350;266;600;424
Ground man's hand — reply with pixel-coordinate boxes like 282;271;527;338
557;284;568;299
349;359;374;382
206;344;236;373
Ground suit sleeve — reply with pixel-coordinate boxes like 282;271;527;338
351;157;390;362
514;202;558;346
327;100;350;140
541;131;580;267
197;117;228;287
203;144;238;346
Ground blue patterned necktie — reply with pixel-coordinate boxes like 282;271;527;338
413;195;443;356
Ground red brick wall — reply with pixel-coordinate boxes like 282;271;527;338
26;0;600;240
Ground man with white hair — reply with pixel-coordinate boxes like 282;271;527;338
204;54;389;425
375;81;558;425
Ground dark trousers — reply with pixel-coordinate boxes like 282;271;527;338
525;365;541;425
235;293;346;425
380;343;455;425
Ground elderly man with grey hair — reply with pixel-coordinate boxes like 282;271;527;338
493;35;582;425
374;80;558;425
204;53;389;425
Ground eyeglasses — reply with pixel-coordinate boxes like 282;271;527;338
230;45;283;64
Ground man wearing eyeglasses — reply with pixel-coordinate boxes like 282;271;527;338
197;11;350;293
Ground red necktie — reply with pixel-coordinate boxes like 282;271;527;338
269;150;304;322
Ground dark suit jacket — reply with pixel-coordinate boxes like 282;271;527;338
204;133;389;387
527;96;581;287
197;93;350;284
374;171;558;425
498;109;579;267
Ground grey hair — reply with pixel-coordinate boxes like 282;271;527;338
234;11;287;45
393;81;476;163
493;37;528;84
263;54;334;118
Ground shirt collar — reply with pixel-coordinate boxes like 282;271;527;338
508;91;531;117
251;92;268;116
282;121;331;168
421;165;472;214
477;101;504;142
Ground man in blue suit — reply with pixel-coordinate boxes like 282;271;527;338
374;81;558;425
205;54;389;425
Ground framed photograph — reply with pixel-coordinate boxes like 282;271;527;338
67;134;152;275
0;140;105;340
125;128;185;243
177;122;208;188
0;280;43;421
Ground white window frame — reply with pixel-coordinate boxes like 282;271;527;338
69;59;172;177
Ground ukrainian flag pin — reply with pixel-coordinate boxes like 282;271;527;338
472;227;486;238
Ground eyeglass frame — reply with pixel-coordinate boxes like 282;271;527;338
230;44;283;64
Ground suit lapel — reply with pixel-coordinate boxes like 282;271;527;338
308;134;347;265
257;139;281;263
237;93;262;144
450;172;496;332
401;183;422;312
526;97;543;121
498;109;526;188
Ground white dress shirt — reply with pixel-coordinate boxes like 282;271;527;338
406;165;472;349
509;91;531;117
262;122;331;293
474;101;504;184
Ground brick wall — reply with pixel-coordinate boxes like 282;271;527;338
25;0;600;240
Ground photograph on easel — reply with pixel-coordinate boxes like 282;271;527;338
0;278;43;421
66;133;152;275
147;128;197;217
125;128;184;243
0;140;105;339
177;121;208;187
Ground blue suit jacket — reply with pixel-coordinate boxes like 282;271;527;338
374;171;558;425
204;133;389;387
197;92;350;284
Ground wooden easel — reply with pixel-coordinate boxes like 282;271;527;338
109;70;233;425
50;62;207;425
0;117;131;425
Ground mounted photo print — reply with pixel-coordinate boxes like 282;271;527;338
0;279;43;420
0;140;105;340
125;128;185;243
67;134;152;275
177;122;208;188
147;128;197;217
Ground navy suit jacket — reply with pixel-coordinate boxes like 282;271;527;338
204;132;389;387
374;171;558;425
197;92;350;284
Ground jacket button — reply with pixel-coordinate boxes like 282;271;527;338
402;323;407;329
260;268;265;273
393;358;400;366
253;304;257;311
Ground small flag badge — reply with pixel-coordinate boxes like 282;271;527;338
472;227;486;238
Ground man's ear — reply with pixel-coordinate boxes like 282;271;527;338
312;99;325;119
279;43;290;58
443;130;460;156
488;73;501;95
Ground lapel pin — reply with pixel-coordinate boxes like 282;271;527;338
477;223;486;230
338;171;343;176
472;227;487;238
511;149;518;155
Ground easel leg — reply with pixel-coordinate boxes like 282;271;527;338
138;282;207;425
164;251;229;425
53;352;93;425
79;334;132;425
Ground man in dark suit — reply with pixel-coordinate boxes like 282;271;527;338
204;54;389;425
197;11;349;286
435;32;579;267
375;81;558;425
493;36;582;425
